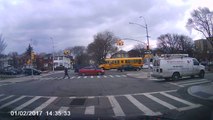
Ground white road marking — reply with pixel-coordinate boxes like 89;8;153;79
115;75;121;77
143;93;177;109
84;76;87;78
176;79;207;84
107;96;125;116
33;97;57;111
0;96;25;109
122;75;127;77
0;95;14;102
70;76;75;79
77;76;81;79
13;96;41;111
0;94;4;97
125;95;161;116
160;92;195;106
97;76;100;78
103;75;107;78
109;75;114;78
169;82;184;87
177;104;202;111
85;106;95;115
91;76;94;78
180;81;210;86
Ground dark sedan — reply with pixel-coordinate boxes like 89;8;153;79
118;65;141;72
23;68;42;75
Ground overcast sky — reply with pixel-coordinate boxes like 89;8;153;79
0;0;213;54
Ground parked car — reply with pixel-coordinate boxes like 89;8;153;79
78;66;105;76
1;69;18;75
23;68;42;75
117;65;141;72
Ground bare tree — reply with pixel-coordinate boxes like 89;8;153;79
0;34;7;55
157;33;194;55
186;7;213;46
87;31;118;64
128;44;146;57
66;46;86;57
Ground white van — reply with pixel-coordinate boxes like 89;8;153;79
152;54;205;80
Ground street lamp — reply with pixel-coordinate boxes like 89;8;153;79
129;16;151;77
50;37;55;72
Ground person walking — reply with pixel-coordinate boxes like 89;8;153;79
63;67;70;79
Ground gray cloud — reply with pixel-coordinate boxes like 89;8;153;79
0;0;204;54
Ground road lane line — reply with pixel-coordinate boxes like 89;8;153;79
160;92;195;106
0;95;14;102
180;81;210;86
13;96;41;111
33;97;57;111
125;95;161;116
84;106;95;115
143;93;177;110
107;96;125;116
0;96;25;109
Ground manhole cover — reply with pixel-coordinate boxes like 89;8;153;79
70;98;86;106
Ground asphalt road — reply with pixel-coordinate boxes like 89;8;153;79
0;70;212;120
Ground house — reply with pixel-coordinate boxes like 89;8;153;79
54;56;71;69
111;50;129;58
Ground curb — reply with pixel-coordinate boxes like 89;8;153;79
187;85;213;101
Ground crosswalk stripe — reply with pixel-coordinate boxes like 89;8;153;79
115;75;121;77
122;75;127;77
97;76;100;78
13;96;41;111
58;106;69;112
160;92;195;106
143;93;177;110
177;104;202;111
84;106;95;115
109;75;114;78
71;76;75;79
91;76;94;78
103;75;107;78
77;76;81;79
107;96;125;116
84;76;87;78
125;95;161;116
33;97;57;111
0;95;14;102
180;81;210;86
0;96;25;109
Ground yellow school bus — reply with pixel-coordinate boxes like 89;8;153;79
99;57;143;70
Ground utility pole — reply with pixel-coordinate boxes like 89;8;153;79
50;37;55;72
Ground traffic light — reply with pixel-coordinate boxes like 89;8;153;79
116;39;124;46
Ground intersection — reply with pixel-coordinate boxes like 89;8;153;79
0;70;212;120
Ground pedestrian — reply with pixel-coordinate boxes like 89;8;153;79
63;67;70;79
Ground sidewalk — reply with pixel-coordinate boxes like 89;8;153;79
0;71;62;83
188;83;213;101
